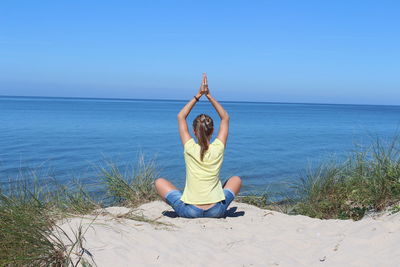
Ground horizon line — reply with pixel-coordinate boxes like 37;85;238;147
0;94;399;107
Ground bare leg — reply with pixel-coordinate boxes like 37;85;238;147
223;176;242;195
155;178;178;200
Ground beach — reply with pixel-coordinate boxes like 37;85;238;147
2;1;400;266
59;201;400;266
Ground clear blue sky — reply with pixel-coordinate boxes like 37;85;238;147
0;0;399;104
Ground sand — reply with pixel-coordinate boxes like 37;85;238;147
58;201;400;266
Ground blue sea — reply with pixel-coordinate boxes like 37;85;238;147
1;96;399;195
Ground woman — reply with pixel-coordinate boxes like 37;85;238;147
155;73;242;218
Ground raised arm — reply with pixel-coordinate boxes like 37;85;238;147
177;74;208;145
204;75;230;146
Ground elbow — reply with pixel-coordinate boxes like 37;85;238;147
223;113;230;121
177;114;184;120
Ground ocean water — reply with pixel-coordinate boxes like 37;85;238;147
1;96;399;194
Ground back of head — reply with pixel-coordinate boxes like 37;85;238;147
193;114;214;161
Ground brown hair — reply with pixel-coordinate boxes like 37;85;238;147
193;114;214;161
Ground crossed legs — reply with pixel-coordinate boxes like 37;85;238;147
154;178;178;200
155;176;242;200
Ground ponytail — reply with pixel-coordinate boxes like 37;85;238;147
193;114;214;161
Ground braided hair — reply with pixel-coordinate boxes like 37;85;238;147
193;114;214;161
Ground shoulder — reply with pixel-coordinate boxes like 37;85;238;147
184;138;197;152
211;138;225;152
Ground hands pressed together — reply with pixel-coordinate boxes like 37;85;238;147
178;72;228;145
198;73;211;99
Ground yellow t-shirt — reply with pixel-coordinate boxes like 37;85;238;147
180;138;226;204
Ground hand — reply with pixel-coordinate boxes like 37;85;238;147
198;73;210;96
203;73;212;98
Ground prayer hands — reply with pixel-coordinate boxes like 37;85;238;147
198;73;210;96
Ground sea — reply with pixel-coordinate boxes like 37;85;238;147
1;96;399;195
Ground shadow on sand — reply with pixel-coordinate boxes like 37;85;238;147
162;206;245;218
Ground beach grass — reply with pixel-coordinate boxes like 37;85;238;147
0;178;97;266
99;155;160;207
292;137;400;220
0;155;162;265
237;137;400;220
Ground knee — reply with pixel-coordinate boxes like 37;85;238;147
155;177;167;188
231;176;242;184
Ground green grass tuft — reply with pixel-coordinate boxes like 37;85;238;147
0;155;163;265
100;156;159;207
292;137;400;220
0;178;96;266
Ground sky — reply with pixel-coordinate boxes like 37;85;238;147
0;0;399;105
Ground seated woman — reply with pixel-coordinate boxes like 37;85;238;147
155;73;241;218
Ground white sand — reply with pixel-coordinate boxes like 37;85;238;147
59;201;400;266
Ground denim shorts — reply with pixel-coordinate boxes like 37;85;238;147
165;189;235;218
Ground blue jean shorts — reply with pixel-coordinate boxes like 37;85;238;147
165;189;235;218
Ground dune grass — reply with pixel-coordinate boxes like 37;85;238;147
0;156;160;265
292;137;400;220
237;137;400;220
0;177;97;266
100;156;160;207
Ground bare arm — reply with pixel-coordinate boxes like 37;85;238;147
177;74;208;145
204;75;229;146
177;93;201;145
